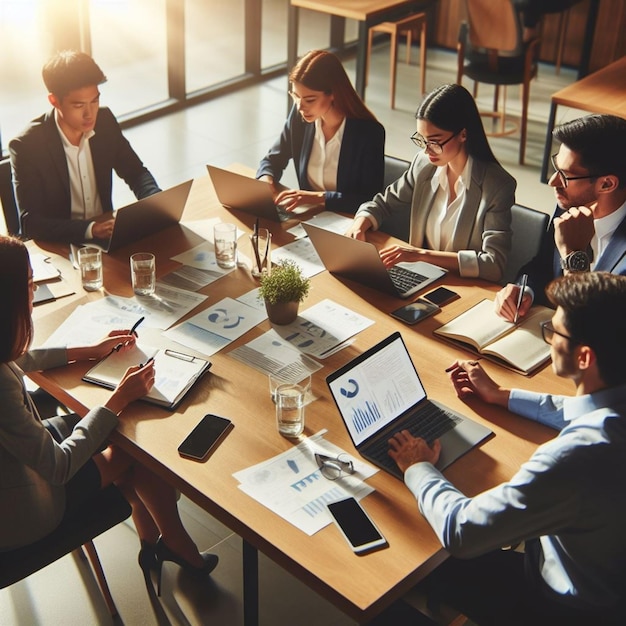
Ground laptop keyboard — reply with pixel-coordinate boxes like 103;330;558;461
364;402;461;469
388;265;428;293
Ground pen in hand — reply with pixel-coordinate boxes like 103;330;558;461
513;274;528;324
139;356;154;368
130;316;145;337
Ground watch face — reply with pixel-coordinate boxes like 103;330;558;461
568;251;590;271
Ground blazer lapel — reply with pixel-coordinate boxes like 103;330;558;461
43;110;70;193
298;123;315;186
450;159;484;250
595;214;626;272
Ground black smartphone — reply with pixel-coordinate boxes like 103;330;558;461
326;497;388;554
177;414;233;461
422;287;460;306
423;286;460;307
390;298;440;325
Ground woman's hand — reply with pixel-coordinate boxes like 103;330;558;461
494;284;533;322
379;244;422;268
274;188;325;212
345;216;373;240
445;360;510;407
67;331;137;363
105;360;155;415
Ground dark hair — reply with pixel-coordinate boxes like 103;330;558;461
415;84;498;163
546;272;626;387
289;50;377;121
0;237;33;363
553;115;626;189
42;50;107;100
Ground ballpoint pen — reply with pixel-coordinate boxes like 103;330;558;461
130;316;145;337
514;274;528;324
252;218;263;273
139;356;154;368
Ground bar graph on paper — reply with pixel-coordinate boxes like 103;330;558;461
351;400;382;434
301;486;345;518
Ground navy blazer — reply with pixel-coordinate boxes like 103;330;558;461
522;206;626;305
9;107;160;242
256;105;385;214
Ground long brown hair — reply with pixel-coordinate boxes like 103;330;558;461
289;50;377;121
0;236;33;362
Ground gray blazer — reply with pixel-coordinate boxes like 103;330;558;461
355;152;516;283
0;349;117;551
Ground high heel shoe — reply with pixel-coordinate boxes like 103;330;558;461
138;540;159;573
154;536;219;596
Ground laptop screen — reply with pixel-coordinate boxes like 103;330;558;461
327;333;427;446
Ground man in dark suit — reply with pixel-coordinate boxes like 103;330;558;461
9;50;160;243
496;114;626;321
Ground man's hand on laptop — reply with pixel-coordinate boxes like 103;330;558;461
92;217;115;240
345;215;373;240
274;188;325;212
388;430;441;473
494;283;533;322
446;360;510;407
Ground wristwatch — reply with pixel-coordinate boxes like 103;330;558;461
560;250;590;272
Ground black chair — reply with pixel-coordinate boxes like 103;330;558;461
501;203;549;285
0;485;132;617
0;157;20;236
378;154;411;241
457;0;540;165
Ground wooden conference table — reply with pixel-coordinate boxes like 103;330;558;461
288;0;435;99
30;172;569;624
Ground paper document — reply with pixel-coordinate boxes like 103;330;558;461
234;431;377;535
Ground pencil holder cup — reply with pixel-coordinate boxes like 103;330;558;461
250;228;271;278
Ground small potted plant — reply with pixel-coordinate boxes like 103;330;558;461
258;259;310;325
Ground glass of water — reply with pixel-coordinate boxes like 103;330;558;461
130;252;156;296
77;246;103;291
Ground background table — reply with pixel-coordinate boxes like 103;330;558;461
30;172;569;624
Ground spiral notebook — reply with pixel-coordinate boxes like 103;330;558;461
83;345;211;409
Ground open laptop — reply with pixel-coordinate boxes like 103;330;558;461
207;165;290;222
93;179;193;252
302;222;446;298
326;332;492;479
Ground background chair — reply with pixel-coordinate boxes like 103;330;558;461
367;12;428;109
501;203;549;285
0;485;132;617
0;157;20;236
456;0;540;165
378;155;411;241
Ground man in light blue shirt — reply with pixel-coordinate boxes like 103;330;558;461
389;272;626;624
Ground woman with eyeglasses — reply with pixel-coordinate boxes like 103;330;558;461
347;83;516;283
256;49;385;215
0;236;217;592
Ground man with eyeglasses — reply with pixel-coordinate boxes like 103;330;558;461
495;114;626;321
388;272;626;625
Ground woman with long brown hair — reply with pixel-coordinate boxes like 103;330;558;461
257;49;385;214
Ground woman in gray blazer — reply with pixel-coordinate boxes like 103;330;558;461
348;84;516;283
0;236;217;589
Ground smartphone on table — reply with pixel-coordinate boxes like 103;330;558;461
178;414;233;461
390;298;440;325
422;286;460;307
326;497;388;554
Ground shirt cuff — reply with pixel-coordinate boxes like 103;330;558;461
85;221;95;240
457;250;479;277
508;388;544;419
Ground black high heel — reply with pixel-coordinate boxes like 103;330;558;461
138;540;159;574
154;536;219;596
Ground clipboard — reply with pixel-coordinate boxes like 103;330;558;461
83;345;212;410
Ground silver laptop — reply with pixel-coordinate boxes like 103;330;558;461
326;332;492;479
207;165;290;222
302;222;446;298
94;179;193;252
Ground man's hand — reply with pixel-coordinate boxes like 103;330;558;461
345;216;373;240
554;206;595;259
274;188;325;212
92;218;115;240
446;360;510;406
388;430;441;474
494;283;533;322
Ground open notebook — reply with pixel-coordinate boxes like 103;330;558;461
83;345;211;409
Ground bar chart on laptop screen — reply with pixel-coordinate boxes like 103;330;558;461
352;400;382;433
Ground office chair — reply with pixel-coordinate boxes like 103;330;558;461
0;157;20;236
0;485;132;617
378;155;411;241
457;0;540;165
501;203;549;285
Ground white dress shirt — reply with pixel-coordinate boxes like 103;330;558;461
591;199;626;268
306;117;345;192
